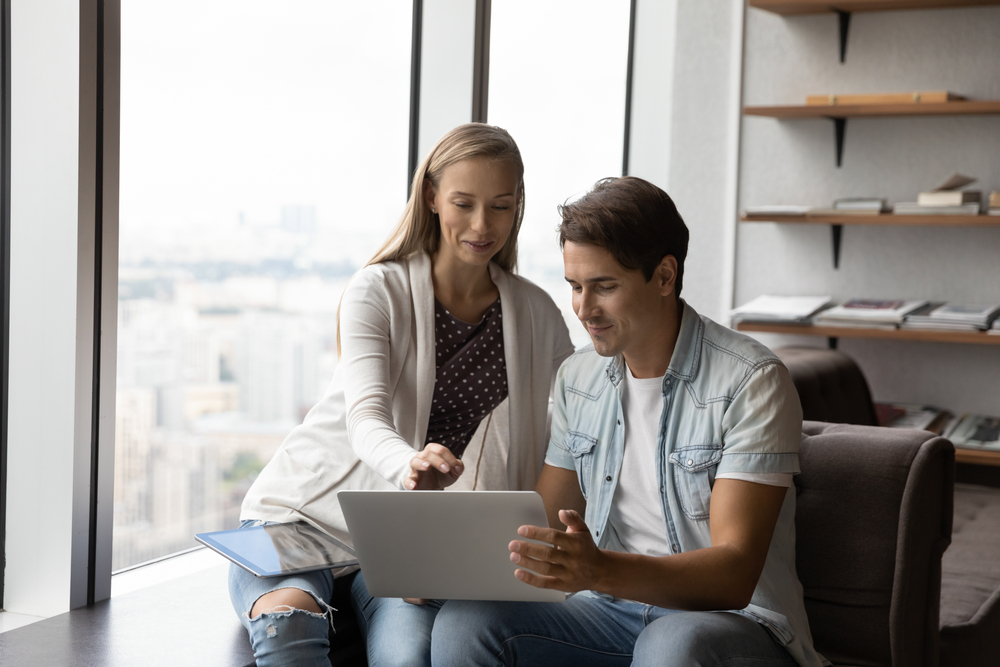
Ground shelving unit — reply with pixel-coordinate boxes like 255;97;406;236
741;1;1000;465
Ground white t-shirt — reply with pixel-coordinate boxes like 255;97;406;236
605;363;793;557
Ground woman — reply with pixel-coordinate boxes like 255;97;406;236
229;123;574;667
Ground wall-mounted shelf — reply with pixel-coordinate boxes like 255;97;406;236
748;1;1000;16
740;213;1000;268
744;101;1000;166
954;448;1000;467
748;1;1000;61
734;321;1000;346
741;213;1000;226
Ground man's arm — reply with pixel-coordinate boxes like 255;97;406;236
511;478;787;610
535;464;586;529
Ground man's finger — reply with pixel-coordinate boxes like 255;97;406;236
510;549;562;577
509;539;565;565
517;524;573;548
559;509;590;533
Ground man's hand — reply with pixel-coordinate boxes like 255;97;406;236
404;443;464;490
508;509;608;592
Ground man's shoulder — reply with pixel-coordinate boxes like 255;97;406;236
698;314;783;376
557;346;612;395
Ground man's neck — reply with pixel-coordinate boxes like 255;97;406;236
622;300;682;379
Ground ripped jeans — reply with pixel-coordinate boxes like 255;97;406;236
228;520;336;667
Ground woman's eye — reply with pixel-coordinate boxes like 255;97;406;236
492;205;510;211
454;202;471;209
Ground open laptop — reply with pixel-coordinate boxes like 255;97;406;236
196;521;358;577
338;490;565;602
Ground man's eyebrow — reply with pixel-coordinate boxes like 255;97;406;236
564;276;618;284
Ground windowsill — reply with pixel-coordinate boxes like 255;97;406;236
0;546;228;635
110;545;228;598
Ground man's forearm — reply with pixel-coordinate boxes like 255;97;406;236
593;544;761;611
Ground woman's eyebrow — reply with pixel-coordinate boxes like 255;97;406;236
451;190;515;198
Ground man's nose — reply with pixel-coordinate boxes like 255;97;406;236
575;290;596;320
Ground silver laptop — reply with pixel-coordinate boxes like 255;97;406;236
338;490;565;602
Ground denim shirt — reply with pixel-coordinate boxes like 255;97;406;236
545;301;827;667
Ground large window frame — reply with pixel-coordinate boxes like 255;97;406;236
1;0;644;615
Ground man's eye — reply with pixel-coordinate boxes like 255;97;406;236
598;285;617;293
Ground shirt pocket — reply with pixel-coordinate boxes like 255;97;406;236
565;431;598;498
668;444;722;521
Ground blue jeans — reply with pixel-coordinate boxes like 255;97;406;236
350;570;444;667
430;595;799;667
229;519;443;667
228;522;337;667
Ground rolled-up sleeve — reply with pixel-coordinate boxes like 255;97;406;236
717;362;802;477
544;362;575;471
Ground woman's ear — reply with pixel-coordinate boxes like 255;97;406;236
656;255;678;297
423;179;438;214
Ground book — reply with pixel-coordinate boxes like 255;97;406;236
946;413;1000;451
730;295;833;323
893;202;981;215
878;403;952;433
814;299;928;325
904;302;1000;330
805;91;964;106
916;190;981;207
743;205;812;216
803;207;883;216
833;197;886;211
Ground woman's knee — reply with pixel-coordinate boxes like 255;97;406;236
251;587;323;618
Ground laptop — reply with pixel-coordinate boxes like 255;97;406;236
196;521;358;577
338;490;565;602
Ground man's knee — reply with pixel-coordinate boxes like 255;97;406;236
432;601;505;666
633;612;721;666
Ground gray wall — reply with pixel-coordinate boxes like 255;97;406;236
735;5;1000;415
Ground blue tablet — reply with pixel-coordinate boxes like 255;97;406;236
196;521;358;577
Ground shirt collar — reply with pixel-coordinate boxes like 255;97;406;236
603;299;703;387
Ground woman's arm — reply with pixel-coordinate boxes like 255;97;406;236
338;268;420;488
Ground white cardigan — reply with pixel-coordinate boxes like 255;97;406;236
241;252;575;546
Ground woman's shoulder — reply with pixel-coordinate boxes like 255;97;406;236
348;253;424;293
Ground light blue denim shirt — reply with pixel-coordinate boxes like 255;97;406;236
545;300;827;667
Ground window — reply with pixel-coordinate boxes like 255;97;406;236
115;0;412;570
488;0;631;345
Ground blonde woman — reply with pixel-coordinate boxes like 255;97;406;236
229;123;574;667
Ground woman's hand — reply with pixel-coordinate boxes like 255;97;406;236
405;443;465;490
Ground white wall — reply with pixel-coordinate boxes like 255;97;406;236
736;5;1000;415
629;0;746;325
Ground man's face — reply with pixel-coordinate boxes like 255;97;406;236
563;241;673;360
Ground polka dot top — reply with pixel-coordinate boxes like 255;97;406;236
425;296;508;458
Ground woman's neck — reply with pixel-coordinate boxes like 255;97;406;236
430;251;499;323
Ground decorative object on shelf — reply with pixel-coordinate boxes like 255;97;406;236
988;190;1000;215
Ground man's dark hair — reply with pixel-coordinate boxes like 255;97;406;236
558;176;690;297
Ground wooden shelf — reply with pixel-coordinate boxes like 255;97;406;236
744;100;1000;118
955;448;1000;466
741;213;1000;227
749;0;1000;15
734;321;1000;346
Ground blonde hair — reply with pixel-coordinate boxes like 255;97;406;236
337;124;525;356
367;122;525;272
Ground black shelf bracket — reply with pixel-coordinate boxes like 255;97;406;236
837;10;851;63
827;336;839;350
832;117;847;167
831;223;843;269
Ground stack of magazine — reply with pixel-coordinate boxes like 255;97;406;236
893;173;982;216
944;414;1000;451
729;295;833;324
876;402;952;433
813;299;928;329
902;302;1000;332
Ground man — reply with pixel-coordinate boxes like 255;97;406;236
431;177;825;666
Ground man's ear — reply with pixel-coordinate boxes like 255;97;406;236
656;255;678;297
423;179;437;212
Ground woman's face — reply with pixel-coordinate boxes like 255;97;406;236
425;157;520;270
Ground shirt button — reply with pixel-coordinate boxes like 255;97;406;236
687;459;694;466
617;420;621;425
660;486;664;493
606;476;612;482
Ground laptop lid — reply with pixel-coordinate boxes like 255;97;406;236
196;521;358;578
338;490;564;602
